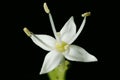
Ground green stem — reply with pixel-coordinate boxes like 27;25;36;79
48;60;70;80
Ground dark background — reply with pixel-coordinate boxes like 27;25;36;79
2;0;118;80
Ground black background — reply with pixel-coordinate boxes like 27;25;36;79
2;0;118;80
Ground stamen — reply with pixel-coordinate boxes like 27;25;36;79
32;34;53;49
69;14;87;44
69;12;91;44
75;17;86;38
23;27;32;37
56;32;62;42
23;27;52;49
56;32;61;37
49;14;59;40
55;41;68;52
43;2;50;14
43;2;59;42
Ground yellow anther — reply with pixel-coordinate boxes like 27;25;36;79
82;12;91;17
55;41;69;52
23;27;32;37
43;2;50;14
64;45;69;50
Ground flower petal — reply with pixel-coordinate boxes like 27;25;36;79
40;50;64;74
31;34;56;51
60;16;76;43
64;45;97;62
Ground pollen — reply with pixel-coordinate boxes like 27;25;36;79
55;41;69;52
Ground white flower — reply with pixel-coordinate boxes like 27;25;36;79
23;3;97;75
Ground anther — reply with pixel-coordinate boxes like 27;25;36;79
23;27;32;37
43;2;50;14
82;12;91;17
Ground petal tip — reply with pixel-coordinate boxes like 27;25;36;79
39;72;43;75
94;57;98;61
70;16;74;21
39;71;45;75
39;69;47;75
88;56;98;62
71;16;74;19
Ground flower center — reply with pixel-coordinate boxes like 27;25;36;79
55;41;69;52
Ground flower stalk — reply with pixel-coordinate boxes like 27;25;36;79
48;60;70;80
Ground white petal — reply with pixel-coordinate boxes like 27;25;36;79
64;45;97;62
40;50;64;74
31;34;56;51
60;16;76;43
